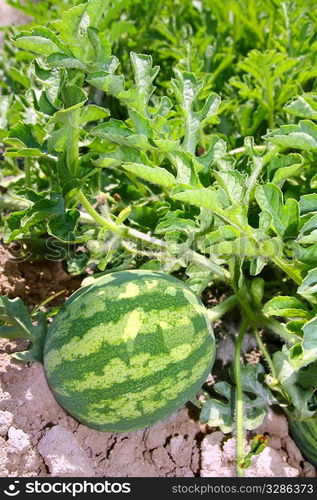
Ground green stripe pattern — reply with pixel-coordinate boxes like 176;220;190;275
44;270;215;432
289;417;317;467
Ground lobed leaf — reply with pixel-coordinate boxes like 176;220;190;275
263;296;311;319
264;120;317;151
284;94;317;120
122;163;176;189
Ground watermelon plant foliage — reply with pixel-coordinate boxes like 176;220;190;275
1;0;317;475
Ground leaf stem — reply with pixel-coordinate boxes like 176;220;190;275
77;190;121;235
263;66;275;129
121;240;166;259
31;289;67;316
254;327;277;378
68;109;80;176
25;158;32;188
260;314;300;344
235;317;249;478
235;293;300;344
229;145;266;155
254;326;293;404
207;295;238;322
80;211;230;283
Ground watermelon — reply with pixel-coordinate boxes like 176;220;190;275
288;418;317;467
43;270;215;432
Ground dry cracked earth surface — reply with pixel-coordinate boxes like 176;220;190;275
0;0;317;478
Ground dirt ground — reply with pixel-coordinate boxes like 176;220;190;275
0;245;316;477
0;0;29;43
0;0;316;479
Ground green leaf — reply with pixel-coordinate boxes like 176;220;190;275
129;52;159;113
7;67;30;89
214;170;247;204
284;94;317;120
13;35;61;56
301;316;317;360
0;296;34;340
67;252;89;276
264;120;317;151
310;175;317;190
289;316;317;369
207;237;260;259
231;49;298;123
297;244;317;266
172;70;220;154
200;365;273;433
298;268;317;304
297;214;317;244
0;296;46;363
286;320;306;335
200;381;235;433
172;187;247;228
263;296;311;318
94;146;147;169
299;194;317;216
3;195;70;243
169;151;202;187
273;348;317;420
47;87;87;175
88;52;160;115
4;122;45;149
122;163;176;189
267;153;304;188
250;278;265;308
5;148;45;158
0;95;11;130
87;71;124;97
202;226;239;248
155;210;197;236
50;1;109;61
91;119;150;149
128;205;165;231
255;184;299;237
185;262;214;295
250;257;267;276
84;0;108;28
46;53;89;70
47;209;80;242
240;435;268;469
197;135;227;169
80;105;110;124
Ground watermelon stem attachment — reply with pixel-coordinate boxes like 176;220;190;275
235;317;249;478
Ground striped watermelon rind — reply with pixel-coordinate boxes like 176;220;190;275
288;417;317;467
43;270;215;432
